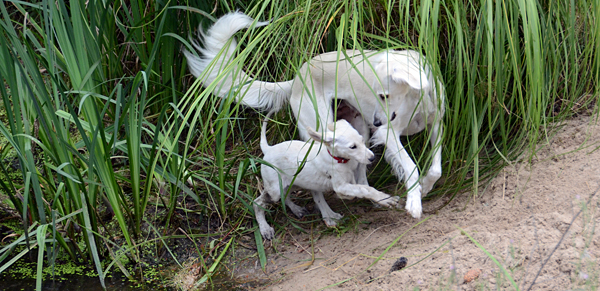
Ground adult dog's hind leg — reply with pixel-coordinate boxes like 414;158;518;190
420;121;443;195
291;84;332;141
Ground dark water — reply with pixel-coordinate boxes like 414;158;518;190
0;272;166;291
0;272;256;290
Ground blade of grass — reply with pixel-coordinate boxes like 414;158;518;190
253;223;267;271
458;226;519;290
195;237;234;286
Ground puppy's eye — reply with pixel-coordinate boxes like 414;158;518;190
391;112;397;121
378;94;389;100
350;144;357;149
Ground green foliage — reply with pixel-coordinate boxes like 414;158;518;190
180;0;599;204
0;0;196;288
0;0;598;289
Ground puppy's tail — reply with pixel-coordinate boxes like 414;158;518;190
260;111;275;152
183;11;293;112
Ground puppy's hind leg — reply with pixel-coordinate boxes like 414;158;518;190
253;190;275;240
311;191;343;227
283;190;309;219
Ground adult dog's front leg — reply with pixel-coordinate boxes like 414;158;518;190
420;121;443;194
380;133;423;219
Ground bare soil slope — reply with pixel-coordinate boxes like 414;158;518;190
236;114;600;290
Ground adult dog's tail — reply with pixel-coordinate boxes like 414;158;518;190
184;12;293;112
260;111;275;152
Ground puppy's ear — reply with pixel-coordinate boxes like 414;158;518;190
327;122;336;131
307;127;323;143
323;132;334;145
308;127;333;145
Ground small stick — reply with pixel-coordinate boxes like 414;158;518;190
526;183;600;291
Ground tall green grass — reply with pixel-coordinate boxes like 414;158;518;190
179;0;599;201
0;0;598;289
0;0;197;287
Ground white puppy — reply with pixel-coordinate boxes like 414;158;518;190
254;112;399;240
185;12;445;219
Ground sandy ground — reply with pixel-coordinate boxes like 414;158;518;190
233;114;600;290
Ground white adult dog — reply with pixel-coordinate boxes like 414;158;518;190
255;112;399;240
184;12;445;219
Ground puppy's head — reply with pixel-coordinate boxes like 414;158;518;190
307;120;374;164
371;51;431;133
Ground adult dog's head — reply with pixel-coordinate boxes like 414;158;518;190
370;50;434;143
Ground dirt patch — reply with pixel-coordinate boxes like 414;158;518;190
232;114;600;290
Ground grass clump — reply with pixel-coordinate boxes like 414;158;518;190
0;0;598;290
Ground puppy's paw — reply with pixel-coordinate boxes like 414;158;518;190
293;207;310;219
377;196;399;208
322;213;343;227
331;212;343;220
260;226;275;240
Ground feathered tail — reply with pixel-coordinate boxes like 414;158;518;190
183;11;293;112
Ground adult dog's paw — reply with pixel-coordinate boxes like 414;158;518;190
420;178;433;195
405;188;422;219
420;168;442;194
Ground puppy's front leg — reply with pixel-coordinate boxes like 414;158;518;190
332;179;399;208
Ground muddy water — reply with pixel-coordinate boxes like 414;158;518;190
0;272;149;291
0;272;258;290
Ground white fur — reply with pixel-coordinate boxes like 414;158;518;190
185;12;445;219
183;12;292;111
254;112;399;240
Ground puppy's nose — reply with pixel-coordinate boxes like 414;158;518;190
368;155;376;162
373;116;382;127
